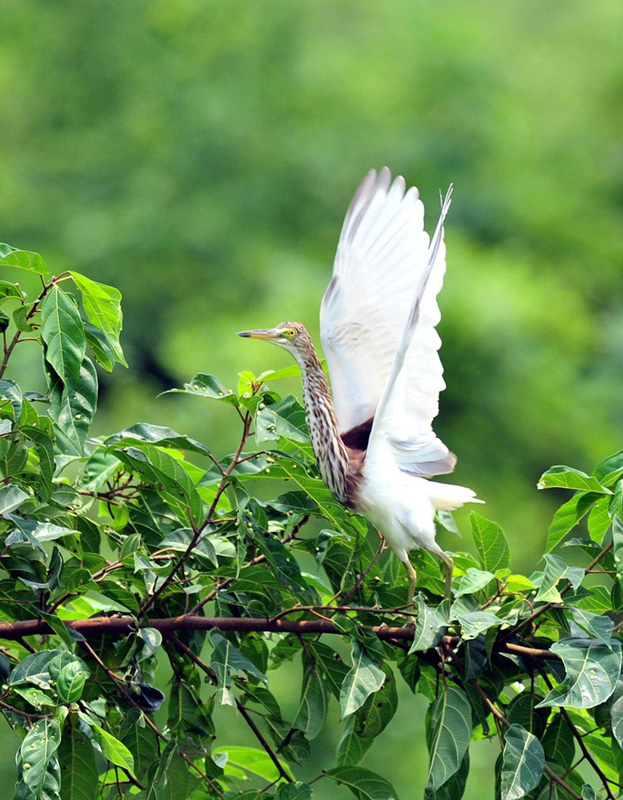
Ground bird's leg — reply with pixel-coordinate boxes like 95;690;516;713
438;552;454;599
404;558;417;609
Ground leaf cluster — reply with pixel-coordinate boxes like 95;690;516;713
0;246;622;800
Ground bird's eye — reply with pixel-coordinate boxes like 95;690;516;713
281;328;297;339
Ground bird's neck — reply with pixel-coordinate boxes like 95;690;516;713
297;347;350;504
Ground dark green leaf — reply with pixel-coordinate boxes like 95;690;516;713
535;554;584;603
546;492;600;552
57;660;87;703
104;422;210;456
426;686;472;791
210;630;268;705
326;766;399;800
275;783;312;800
57;716;98;800
48;355;98;456
541;713;575;771
294;658;328;739
500;723;545;800
17;718;61;796
569;606;613;644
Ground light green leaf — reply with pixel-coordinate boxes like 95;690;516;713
41;285;86;384
340;642;385;719
90;723;135;776
471;512;510;572
454;568;495;598
409;595;448;653
18;718;61;794
0;243;48;275
426;686;472;791
326;766;399;800
587;495;612;542
212;745;293;782
455;609;501;640
536;637;622;709
69;271;127;366
538;466;609;494
535;554;584;603
500;723;545;800
0;483;29;516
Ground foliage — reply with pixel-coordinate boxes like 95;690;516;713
0;249;622;800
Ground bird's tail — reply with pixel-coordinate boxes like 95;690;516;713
425;482;485;512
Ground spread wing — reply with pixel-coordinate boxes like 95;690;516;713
320;168;454;476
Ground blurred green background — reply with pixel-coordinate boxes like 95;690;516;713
1;0;622;796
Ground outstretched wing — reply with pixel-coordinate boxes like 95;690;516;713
320;168;453;475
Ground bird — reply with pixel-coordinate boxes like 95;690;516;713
238;167;482;603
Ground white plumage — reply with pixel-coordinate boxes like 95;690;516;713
239;168;483;600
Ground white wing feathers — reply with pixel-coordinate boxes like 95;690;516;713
320;168;454;477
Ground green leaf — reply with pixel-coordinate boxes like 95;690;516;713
340;642;385;719
409;595;448;653
255;394;309;445
537;637;622;709
212;745;293;782
17;718;61;795
104;422;210;456
569;606;613;645
546;492;600;552
84;321;115;372
455;609;501;640
69;271;127;366
0;378;23;421
471;512;510;572
306;642;349;700
293;658;329;739
275;783;312;800
453;568;495;598
0;483;29;516
535;554;584;603
0;243;48;275
48;355;98;456
165;373;238;406
57;660;87;703
587;495;612;542
57;716;98;800
325;766;399;800
541;713;575;771
0;279;26;302
120;712;158;783
90;723;135;776
41;285;86;384
426;686;472;791
610;681;623;750
594;450;623;482
210;630;268;706
538;466;609;494
500;723;545;800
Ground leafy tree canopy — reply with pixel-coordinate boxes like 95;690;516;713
0;247;622;800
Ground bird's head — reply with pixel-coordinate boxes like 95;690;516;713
237;321;312;364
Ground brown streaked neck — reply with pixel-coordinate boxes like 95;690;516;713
296;344;350;505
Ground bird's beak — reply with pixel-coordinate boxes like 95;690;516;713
237;329;280;340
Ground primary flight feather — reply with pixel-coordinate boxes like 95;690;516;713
239;168;482;601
